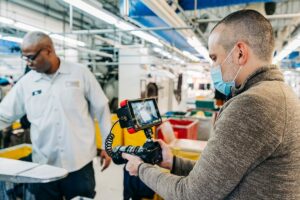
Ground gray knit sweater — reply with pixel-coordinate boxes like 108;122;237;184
138;66;300;200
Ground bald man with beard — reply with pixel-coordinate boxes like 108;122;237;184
0;31;112;200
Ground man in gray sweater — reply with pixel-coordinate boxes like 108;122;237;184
122;10;300;200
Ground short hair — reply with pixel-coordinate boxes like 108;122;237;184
211;9;274;61
22;31;53;49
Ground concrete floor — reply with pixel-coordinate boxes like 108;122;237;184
93;158;124;200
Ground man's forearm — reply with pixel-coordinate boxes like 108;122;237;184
139;163;190;200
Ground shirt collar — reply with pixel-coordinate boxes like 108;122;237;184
57;59;71;74
231;65;284;96
33;58;70;82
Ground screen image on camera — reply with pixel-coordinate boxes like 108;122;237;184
131;100;160;127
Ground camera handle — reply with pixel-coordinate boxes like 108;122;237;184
143;128;154;141
105;122;162;165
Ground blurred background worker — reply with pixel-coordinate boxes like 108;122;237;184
0;31;112;200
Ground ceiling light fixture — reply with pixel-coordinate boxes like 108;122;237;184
61;0;162;47
273;35;300;63
132;31;162;46
183;51;200;62
63;0;118;24
142;0;209;62
153;47;185;64
187;36;211;62
0;16;85;47
14;22;50;33
0;16;14;25
51;34;86;47
0;36;23;43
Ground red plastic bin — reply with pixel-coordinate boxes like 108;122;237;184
158;118;199;140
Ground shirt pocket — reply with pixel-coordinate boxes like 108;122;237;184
27;93;49;120
60;88;86;110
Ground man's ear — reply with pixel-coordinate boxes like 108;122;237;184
44;45;53;55
236;42;248;66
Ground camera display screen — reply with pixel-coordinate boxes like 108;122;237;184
128;98;162;129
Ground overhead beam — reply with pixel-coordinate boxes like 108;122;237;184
195;13;300;23
69;26;191;35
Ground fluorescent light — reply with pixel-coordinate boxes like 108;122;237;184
152;47;171;58
0;16;14;25
187;36;202;47
153;48;185;64
14;22;50;33
0;16;86;47
132;31;162;46
183;51;200;62
161;51;171;58
273;35;300;63
62;0;118;25
15;22;85;47
187;36;210;61
51;34;86;47
0;36;23;43
153;47;162;53
172;55;185;64
115;21;163;46
115;21;134;31
62;0;162;47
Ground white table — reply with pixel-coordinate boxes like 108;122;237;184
170;139;207;153
0;158;68;183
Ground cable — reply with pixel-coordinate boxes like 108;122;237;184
105;120;162;165
105;120;119;158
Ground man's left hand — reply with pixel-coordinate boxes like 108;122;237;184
99;150;111;171
122;153;144;176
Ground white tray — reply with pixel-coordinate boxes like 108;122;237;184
0;158;68;183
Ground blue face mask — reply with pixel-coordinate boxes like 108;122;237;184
210;47;242;96
210;67;235;96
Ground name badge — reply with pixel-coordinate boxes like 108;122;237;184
65;81;80;88
32;90;42;96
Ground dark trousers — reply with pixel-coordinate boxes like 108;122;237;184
28;162;96;200
123;167;154;200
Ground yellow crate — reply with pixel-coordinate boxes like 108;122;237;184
95;114;124;149
123;127;156;147
171;148;200;160
0;144;32;160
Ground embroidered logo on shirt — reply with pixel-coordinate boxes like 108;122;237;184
32;90;42;96
65;81;80;88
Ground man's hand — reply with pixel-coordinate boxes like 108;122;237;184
156;139;174;170
122;153;144;176
99;150;111;171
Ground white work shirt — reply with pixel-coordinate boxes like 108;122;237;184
0;60;111;172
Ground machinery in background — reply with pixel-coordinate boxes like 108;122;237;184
88;54;119;113
174;73;183;104
139;65;185;114
142;82;158;100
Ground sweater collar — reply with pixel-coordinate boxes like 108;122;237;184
232;65;284;96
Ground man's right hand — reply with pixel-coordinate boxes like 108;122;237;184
156;139;174;170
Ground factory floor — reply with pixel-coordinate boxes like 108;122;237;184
93;158;124;200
